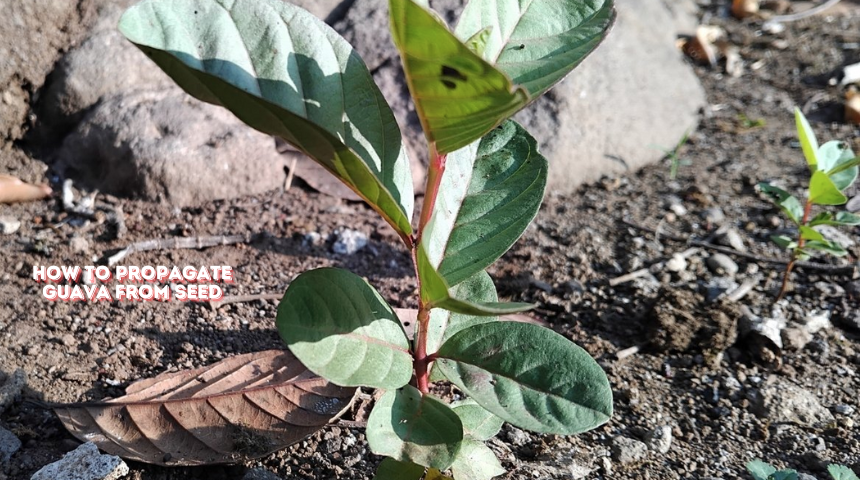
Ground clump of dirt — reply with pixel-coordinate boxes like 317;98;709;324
647;287;740;354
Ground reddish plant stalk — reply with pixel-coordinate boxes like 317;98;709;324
776;199;814;302
411;144;447;394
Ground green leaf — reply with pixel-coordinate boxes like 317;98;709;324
366;386;463;470
451;399;505;441
809;211;860;227
809;171;849;205
773;471;799;480
759;183;804;224
436;322;612;435
770;234;798;250
799;226;825;242
455;0;616;98
390;0;528;154
746;460;776;480
819;141;857;191
418;247;533;316
119;0;414;240
795;108;819;170
276;268;412;389
828;464;860;480
421;121;548;287
426;271;499;355
827;156;860;177
373;458;426;480
450;440;505;480
805;240;848;257
465;27;494;57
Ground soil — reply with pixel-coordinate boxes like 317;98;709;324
2;3;860;480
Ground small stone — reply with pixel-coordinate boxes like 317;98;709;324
69;236;89;254
848;195;860;212
665;254;687;273
0;217;21;235
61;334;77;347
0;426;21;462
506;426;530;446
754;380;835;428
645;425;673;454
701;207;726;224
331;229;368;255
718;228;747;252
833;404;856;415
610;436;648;464
706;254;739;276
302;231;321;247
243;468;282;480
803;312;832;334
814;282;845;298
782;327;813;351
530;279;553;293
0;369;26;415
30;442;128;480
838;310;860;332
706;276;739;301
669;203;688;216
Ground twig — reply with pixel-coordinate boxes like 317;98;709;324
105;233;254;266
609;269;650;287
284;155;298;192
726;277;759;303
765;0;841;26
622;220;857;276
616;345;642;360
208;293;283;311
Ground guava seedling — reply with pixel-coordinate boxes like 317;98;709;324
746;459;860;480
759;109;859;301
118;0;616;478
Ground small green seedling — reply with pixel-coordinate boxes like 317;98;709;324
759;109;860;301
119;0;615;478
652;130;691;180
747;460;860;480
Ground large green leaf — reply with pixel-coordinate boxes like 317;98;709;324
276;268;412;389
818;141;859;191
809;211;860;227
804;239;848;257
828;465;860;480
456;0;616;98
426;271;498;355
119;0;414;240
390;0;529;154
421;121;548;287
435;322;612;434
809;171;848;205
759;183;803;224
451;399;505;441
418;247;533;316
366;386;463;470
795;109;819;170
373;458;426;480
450;440;505;480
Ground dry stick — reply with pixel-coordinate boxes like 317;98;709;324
765;0;842;25
284;156;298;192
609;247;701;287
208;293;283;311
622;220;856;276
106;234;254;266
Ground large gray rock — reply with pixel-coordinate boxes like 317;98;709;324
752;380;835;428
336;0;705;192
30;442;128;480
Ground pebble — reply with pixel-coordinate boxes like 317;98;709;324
706;276;739;302
848;195;860;212
802;312;832;334
814;282;844;298
645;425;673;454
30;442;129;480
331;229;368;255
701;207;726;225
0;426;21;462
61;334;77;347
0;217;21;235
69;236;89;254
665;254;687;273
302;231;321;247
782;327;813;351
706;254;738;276
669;203;688;216
243;468;282;480
755;380;835;428
718;228;746;252
610;436;648;464
506;426;530;446
833;404;856;415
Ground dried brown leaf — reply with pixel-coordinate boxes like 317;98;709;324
54;350;356;466
0;175;52;204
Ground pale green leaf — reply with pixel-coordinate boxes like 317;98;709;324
809;211;860;227
276;268;412;389
426;271;499;355
809;171;848;205
465;27;494;57
828;464;860;480
799;226;825;242
795;108;819;170
436;322;612;434
373;458;426;480
119;0;414;240
451;399;505;441
421;121;548;287
805;240;848;257
366;386;463;470
819;141;858;190
390;0;528;154
759;183;803;224
450;440;505;480
770;234;798;250
456;0;616;98
746;460;776;480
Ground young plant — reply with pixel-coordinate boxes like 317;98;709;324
746;460;860;480
759;109;860;301
118;0;615;478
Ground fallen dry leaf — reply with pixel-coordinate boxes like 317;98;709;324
846;87;860;125
732;0;760;18
0;175;52;204
54;350;356;466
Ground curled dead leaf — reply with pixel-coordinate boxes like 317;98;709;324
732;0;760;19
0;175;52;204
54;350;356;466
846;87;860;125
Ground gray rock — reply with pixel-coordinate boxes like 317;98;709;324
665;254;688;273
701;207;726;225
56;90;290;206
847;194;860;212
739;310;785;350
782;327;812;351
610;436;648;464
332;229;368;255
506;426;531;446
645;425;673;454
838;310;860;332
30;442;128;480
706;276;739;302
243;468;282;480
69;236;89;254
798;474;818;480
718;228;746;252
334;0;704;193
0;426;21;462
706;254;739;276
0;217;21;235
0;369;26;415
754;380;835;428
833;404;856;415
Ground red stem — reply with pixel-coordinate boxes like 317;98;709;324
776;200;814;302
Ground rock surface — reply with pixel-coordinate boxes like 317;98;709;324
753;380;835;428
610;435;648;464
30;442;128;480
0;426;21;463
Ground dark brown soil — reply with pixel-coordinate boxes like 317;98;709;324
2;3;860;480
